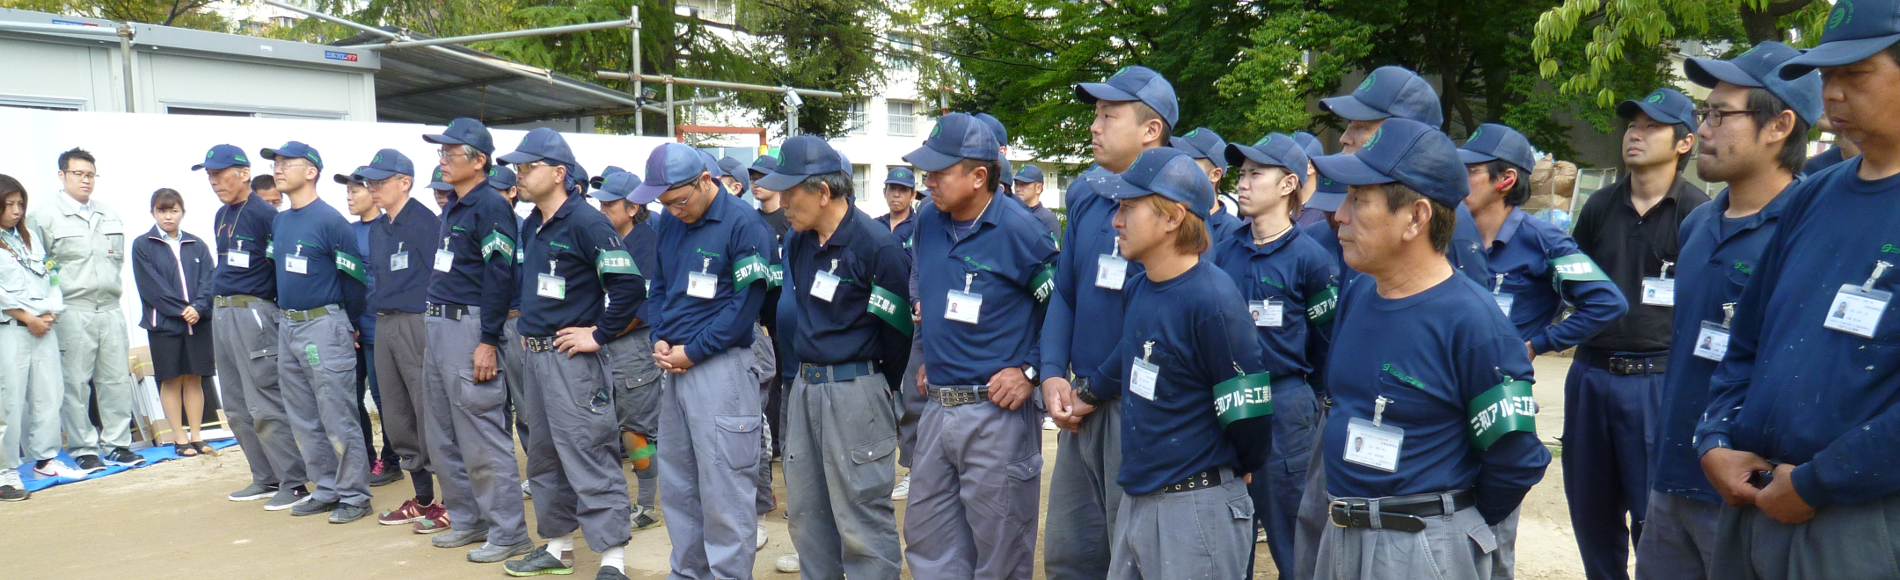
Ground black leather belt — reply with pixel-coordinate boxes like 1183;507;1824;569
1329;490;1476;533
426;302;471;321
1162;470;1224;494
929;386;990;407
524;336;556;353
1579;349;1668;375
800;361;873;385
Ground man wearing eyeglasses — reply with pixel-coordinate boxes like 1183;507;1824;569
416;118;534;562
1566;88;1710;580
24;147;144;472
259;141;373;524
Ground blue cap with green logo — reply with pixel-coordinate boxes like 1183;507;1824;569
886;166;918;188
193;144;249;171
1617;88;1699;133
1780;0;1900;79
259;141;323;171
1311;117;1469;208
1170;127;1230;170
1686;41;1824;125
1320;66;1444;129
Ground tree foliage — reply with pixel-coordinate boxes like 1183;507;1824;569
1;0;226;29
1532;0;1832;107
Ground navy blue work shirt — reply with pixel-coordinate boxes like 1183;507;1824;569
1483;208;1627;354
786;207;912;370
370;198;439;315
1210;226;1340;381
916;194;1059;387
622;220;659;324
428;182;519;346
271;198;368;324
649;189;776;363
212;192;277;299
518;192;645;347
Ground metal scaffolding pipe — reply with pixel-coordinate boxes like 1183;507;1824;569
594;71;845;99
0;20;124;37
360;19;634;50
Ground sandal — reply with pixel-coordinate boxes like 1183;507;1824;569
192;441;216;456
174;442;198;457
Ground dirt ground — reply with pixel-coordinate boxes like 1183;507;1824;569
0;357;1593;579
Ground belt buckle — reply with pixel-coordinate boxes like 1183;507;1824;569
1329;500;1351;528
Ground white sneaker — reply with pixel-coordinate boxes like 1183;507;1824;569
891;474;910;501
1042;417;1057;431
775;554;801;573
32;459;88;479
756;524;769;550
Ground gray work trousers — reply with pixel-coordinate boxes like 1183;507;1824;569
213;301;304;489
1107;470;1253;580
519;344;631;553
1043;397;1125;580
501;316;529;442
54;305;136;455
903;394;1043;580
1634;491;1716;580
1710;490;1900;580
660;346;762;579
1295;404;1335;580
373;312;429;473
749;324;778;517
896;338;926;469
784;370;902;580
1313;498;1499;580
423;308;527;544
1;323;64;468
277;308;370;507
606;327;662;437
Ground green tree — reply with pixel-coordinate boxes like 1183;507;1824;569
1;0;226;29
1531;0;1833;107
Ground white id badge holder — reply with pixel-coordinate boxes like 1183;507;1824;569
1642;261;1677;307
390;242;410;271
1693;303;1735;362
1129;341;1159;400
1096;238;1128;290
537;260;566;300
811;259;842;302
1343;396;1402;472
434;237;455;272
1249;299;1284;328
945;273;982;324
687;257;718;300
285;246;308;275
227;240;251;269
1824;261;1894;339
1492;273;1514;316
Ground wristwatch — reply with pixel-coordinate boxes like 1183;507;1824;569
1072;376;1103;406
1020;364;1039;384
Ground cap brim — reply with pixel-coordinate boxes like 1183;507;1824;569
259;148;285;160
1617;100;1690;127
1780;34;1900;79
1075;81;1139;105
886;179;916;187
1684;57;1761;89
495;151;542;165
1306;191;1345;212
353;167;401;181
422;133;465;146
1311;153;1396;187
332;174;360;185
1319;95;1390;122
428;181;454;190
1456;149;1500;165
628;182;669;205
588;190;629;202
1225;144;1281;170
755;171;808;192
192;162;239;171
902;146;964;172
1090;173;1153;201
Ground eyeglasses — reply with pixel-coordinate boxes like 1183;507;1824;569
438;149;474;161
1695;107;1757;128
515;161;554;174
366;177;398;189
271;161;311;172
62;170;98;181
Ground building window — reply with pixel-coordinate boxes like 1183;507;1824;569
887;101;916;136
848;101;868;135
852;164;870;197
273;16;297;28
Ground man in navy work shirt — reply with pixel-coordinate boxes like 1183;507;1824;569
201;144;310;509
589;170;665;534
640;142;777;580
418;118;533;560
360;149;448;531
339;168;398;487
261;140;375;524
1091;146;1272;580
1170;126;1246;238
1568;87;1711;580
1013;165;1061;239
758;134;912;580
902;112;1059;580
1694;6;1900;575
1639;41;1819;580
1461;123;1627;360
1309;118;1549;578
1214;132;1336;578
489;165;536;465
1038;66;1176;580
493;128;643;580
1293;132;1329;227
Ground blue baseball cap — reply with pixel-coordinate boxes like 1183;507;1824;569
1292;132;1325;161
1075;65;1180;127
1686;41;1824;125
1225;133;1311;188
1170;127;1230;170
192;144;250;171
632;143;719;204
886;166;918;188
589;165;627;190
488;166;517;191
1617;88;1699;133
1012;165;1044;184
1458;123;1537;173
259;141;323;171
717;156;754;193
1321;66;1445;129
426;166;453;191
974;113;1009;148
757;135;846;191
903;112;1000;172
349;149;417;181
1092;147;1217;218
1311;117;1469;208
422;117;496;156
591;171;638;203
1779;0;1900;80
748;155;779;179
497;128;579;167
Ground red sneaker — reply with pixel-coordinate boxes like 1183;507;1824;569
411;502;450;534
378;498;426;525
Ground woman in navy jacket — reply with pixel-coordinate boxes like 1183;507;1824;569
132;188;216;456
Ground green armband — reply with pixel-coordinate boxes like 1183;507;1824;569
732;254;771;288
768;263;785;289
481;231;515;264
867;285;914;336
1306;285;1339;325
335;251;366;283
1213;372;1274;428
1467;379;1537;451
1030;263;1056;304
596;249;639;276
1549;253;1609;285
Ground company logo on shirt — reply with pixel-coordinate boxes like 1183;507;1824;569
1881;243;1900;254
1733;260;1753;275
1381;364;1428;390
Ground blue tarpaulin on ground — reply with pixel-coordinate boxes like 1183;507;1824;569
19;438;238;492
